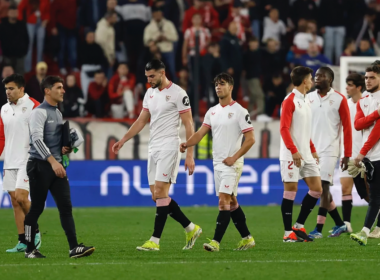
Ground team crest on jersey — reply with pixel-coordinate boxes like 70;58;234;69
228;113;234;119
22;107;27;113
297;101;302;108
166;95;171;101
310;100;314;103
329;100;334;106
288;172;293;178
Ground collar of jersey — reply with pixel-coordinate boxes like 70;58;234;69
158;81;173;92
9;93;29;105
318;88;335;99
220;100;236;108
369;89;380;98
292;88;305;99
42;100;58;108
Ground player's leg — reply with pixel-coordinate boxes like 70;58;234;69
341;176;354;233
7;191;28;252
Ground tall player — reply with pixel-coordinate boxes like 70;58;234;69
339;73;368;234
307;67;352;239
280;66;322;242
180;73;255;251
0;74;41;252
112;59;202;251
350;65;380;246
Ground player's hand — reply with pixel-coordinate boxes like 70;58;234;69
312;152;319;165
62;146;73;154
223;157;236;166
112;139;125;154
180;143;187;153
51;161;66;178
292;152;303;168
355;153;365;168
184;156;195;175
341;156;349;171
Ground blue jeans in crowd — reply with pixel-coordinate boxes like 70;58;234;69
324;26;345;65
162;51;177;83
57;25;77;70
251;20;260;40
25;19;46;73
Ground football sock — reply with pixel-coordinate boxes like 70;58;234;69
213;206;231;243
364;204;379;229
316;207;328;233
152;197;170;239
342;195;353;222
168;199;192;229
149;236;160;245
18;233;26;244
296;191;321;225
281;191;296;231
329;207;345;227
230;204;250;238
362;227;370;236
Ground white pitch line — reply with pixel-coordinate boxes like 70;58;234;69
0;259;379;267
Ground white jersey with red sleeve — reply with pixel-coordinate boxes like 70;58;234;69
142;81;191;152
202;101;253;170
0;94;39;169
308;88;352;158
280;89;316;162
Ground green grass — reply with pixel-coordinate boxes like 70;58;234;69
0;206;378;280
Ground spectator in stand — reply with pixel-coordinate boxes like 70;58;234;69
290;0;318;28
262;8;286;44
108;63;136;119
203;42;223;104
261;38;284;81
105;0;126;63
79;31;109;101
78;0;103;31
25;61;47;103
260;0;290;23
178;67;189;92
62;75;84;118
0;0;10;18
95;11;118;78
154;0;183;32
248;0;261;39
143;7;178;82
244;37;264;117
263;73;286;117
221;4;250;45
298;42;331;73
341;38;357;57
220;21;243;100
0;3;29;75
357;38;376;56
87;70;108;118
214;0;233;25
293;20;324;54
182;0;220;34
50;0;79;76
116;0;151;73
0;65;14;107
18;0;50;73
318;0;347;65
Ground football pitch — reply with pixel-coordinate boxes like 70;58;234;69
0;206;378;280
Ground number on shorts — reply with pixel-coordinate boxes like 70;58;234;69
288;161;294;170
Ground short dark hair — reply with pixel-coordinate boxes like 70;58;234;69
318;66;334;84
8;2;18;10
371;60;380;66
344;38;355;49
2;73;25;88
248;36;259;43
145;59;165;71
41;76;64;94
290;66;313;86
105;10;117;19
213;72;234;86
346;73;365;90
94;70;105;75
365;65;380;74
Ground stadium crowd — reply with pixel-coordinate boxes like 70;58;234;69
0;0;379;119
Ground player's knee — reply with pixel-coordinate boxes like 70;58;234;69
151;195;156;202
15;195;28;207
341;186;352;196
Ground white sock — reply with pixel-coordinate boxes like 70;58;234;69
212;239;220;245
243;235;252;240
294;222;304;229
185;222;195;233
362;227;370;236
285;230;293;237
149;236;160;245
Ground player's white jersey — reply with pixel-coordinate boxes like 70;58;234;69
143;81;191;152
341;98;362;159
202;101;253;170
0;94;39;169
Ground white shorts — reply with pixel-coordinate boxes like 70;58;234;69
214;163;243;197
319;157;338;185
339;168;352;178
2;168;30;192
280;160;320;183
147;150;181;185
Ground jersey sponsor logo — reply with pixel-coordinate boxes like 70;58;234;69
47;120;54;123
166;95;171;101
22;107;27;113
4;109;8;113
182;96;190;106
329;100;334;106
163;173;168;177
328;174;331;177
150;95;154;98
228;113;234;119
310;100;314;103
364;105;368;107
225;185;230;188
245;114;251;124
211;112;215;115
24;179;29;182
288;172;293;178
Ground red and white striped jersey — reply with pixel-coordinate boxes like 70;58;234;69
142;82;191;152
280;89;316;162
202;101;253;170
0;93;39;169
184;26;211;56
308;88;352;158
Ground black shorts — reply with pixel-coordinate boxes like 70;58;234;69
353;176;369;199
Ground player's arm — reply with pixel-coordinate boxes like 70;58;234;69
223;130;255;166
180;125;210;152
0;114;5;156
112;109;151;154
354;100;380;130
310;139;319;163
355;119;380;166
339;97;352;170
180;110;196;175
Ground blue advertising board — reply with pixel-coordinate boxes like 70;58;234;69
0;159;314;208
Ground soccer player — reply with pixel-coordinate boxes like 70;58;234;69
1;74;41;253
350;65;380;246
180;73;255;252
307;67;352;239
24;76;94;258
339;73;368;233
280;66;322;242
112;59;202;251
